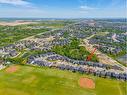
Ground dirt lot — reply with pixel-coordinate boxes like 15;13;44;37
79;77;95;89
0;21;37;26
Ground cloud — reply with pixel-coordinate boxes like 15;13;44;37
0;8;45;18
79;5;96;14
0;0;45;18
80;6;95;10
0;0;31;7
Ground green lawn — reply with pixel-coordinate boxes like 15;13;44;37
0;64;126;95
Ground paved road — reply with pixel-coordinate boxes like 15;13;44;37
80;34;127;72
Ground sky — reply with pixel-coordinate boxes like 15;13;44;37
0;0;126;18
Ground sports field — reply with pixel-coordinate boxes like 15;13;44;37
0;64;126;95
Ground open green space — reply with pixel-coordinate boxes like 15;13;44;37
25;20;75;28
0;25;49;47
0;64;126;95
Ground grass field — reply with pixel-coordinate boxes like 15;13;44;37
0;64;126;95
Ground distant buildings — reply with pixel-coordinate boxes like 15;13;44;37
0;20;126;81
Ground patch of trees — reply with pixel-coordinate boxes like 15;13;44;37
52;38;99;62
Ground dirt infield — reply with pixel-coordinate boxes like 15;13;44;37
5;65;19;73
79;77;95;89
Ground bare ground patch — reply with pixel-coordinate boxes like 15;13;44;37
78;77;95;89
0;21;37;26
5;65;20;73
